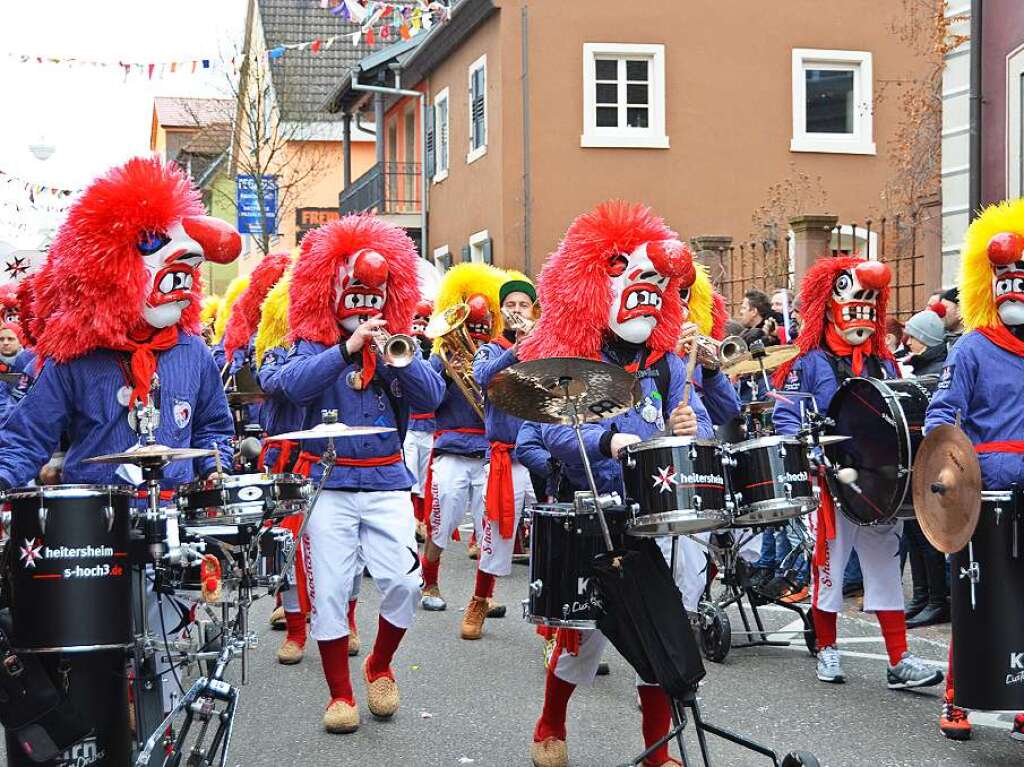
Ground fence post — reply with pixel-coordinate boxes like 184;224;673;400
690;234;733;279
789;214;838;284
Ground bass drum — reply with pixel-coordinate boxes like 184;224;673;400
825;375;938;525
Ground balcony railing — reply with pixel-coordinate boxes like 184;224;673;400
339;161;422;216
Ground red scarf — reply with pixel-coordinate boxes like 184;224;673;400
110;325;179;407
979;324;1024;356
824;323;866;376
485;441;517;539
359;344;377;390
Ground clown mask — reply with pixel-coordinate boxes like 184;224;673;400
139;216;240;329
987;232;1024;326
465;294;493;342
335;249;389;334
412;299;433;338
607;242;672;344
827;260;891;345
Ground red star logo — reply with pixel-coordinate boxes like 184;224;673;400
652;465;677;493
19;538;43;568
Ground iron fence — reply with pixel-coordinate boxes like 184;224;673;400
700;237;794;317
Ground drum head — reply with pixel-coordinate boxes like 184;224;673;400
826;377;910;523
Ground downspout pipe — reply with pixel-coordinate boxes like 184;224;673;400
968;0;982;221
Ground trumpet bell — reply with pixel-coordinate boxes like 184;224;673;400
718;335;748;365
382;333;416;368
426;303;470;340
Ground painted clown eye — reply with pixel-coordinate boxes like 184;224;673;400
137;231;170;255
607;254;628;277
833;273;853;295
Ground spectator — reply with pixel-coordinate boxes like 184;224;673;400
903;309;947;376
884;317;905;357
939;287;963;347
771;288;797;342
737;289;779;347
723;319;745;338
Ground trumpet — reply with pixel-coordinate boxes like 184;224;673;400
680;333;749;370
371;329;416;368
501;305;538;337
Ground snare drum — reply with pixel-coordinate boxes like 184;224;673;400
176;473;308;526
7;485;133;652
621;437;730;536
727;436;817;526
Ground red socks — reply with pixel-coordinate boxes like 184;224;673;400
318;637;353;705
285;610;306;647
347;600;357;632
876;609;908;666
421;554;440;588
812;607;837;650
366;616;406;681
474;569;496;600
534;666;576;742
638;686;673;765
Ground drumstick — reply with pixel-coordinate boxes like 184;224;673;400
680;330;700;408
212;441;223;477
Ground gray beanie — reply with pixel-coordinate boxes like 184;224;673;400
904;310;945;347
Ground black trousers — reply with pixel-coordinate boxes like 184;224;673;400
904;519;948;606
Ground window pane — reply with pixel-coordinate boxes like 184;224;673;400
595;58;617;81
626;84;648;105
626;107;648;128
596;82;618;105
596;107;618;127
805;68;854;134
626;59;648;82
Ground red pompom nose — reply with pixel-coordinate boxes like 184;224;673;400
987;232;1024;267
647;240;696;288
181;216;241;264
352;250;389;288
854;260;891;290
466;294;489;321
415;299;434;316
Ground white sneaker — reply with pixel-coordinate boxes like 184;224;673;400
816;646;845;683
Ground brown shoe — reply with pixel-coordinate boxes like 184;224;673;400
468;542;480;560
363;657;400;718
461;596;489;640
323;699;359;734
348;625;360;657
269;606;286;630
530;737;568;767
276;639;305;665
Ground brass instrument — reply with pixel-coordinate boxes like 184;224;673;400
371;329;416;368
426;303;485;419
718;335;749;365
679;333;748;370
501;303;539;337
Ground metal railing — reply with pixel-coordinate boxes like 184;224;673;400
339;161;422;216
701;237;794;317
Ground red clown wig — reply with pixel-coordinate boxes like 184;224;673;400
0;284;17;319
32;157;205;363
223;251;292;360
289;213;420;344
519;201;695;361
15;275;37;347
773;255;893;386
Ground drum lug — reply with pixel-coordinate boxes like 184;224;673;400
784;483;793;501
529;579;544;596
896;467;909;478
693;495;703;511
625;455;636;469
688;446;697;462
37;506;47;533
777;443;787;458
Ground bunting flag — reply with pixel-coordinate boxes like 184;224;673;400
4;52;237;81
0;168;80;206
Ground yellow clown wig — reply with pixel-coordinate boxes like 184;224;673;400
255;273;291;367
432;262;505;353
213;274;250;344
959;197;1024;331
200;295;223;328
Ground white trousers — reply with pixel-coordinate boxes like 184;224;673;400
429;453;486;550
553;535;706;688
303;489;420;641
812;511;903;613
403;429;433;497
279;532;362;613
479;460;537;577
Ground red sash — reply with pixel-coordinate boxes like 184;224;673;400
292;450;403;477
410;412;436;421
258;438;299;474
975;441;1024;454
485;441;516;539
814;466;838;567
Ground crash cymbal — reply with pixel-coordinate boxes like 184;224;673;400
812;435;852;447
721;344;801;377
274;422;397;440
912;424;982;554
487;357;639;425
227;391;265;406
84;444;217;465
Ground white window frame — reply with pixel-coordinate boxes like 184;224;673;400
467;54;488;164
791;49;875;155
1007;44;1024;198
469;229;490;263
433;87;450;183
581;42;668;149
432;244;450;271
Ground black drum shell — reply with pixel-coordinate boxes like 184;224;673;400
177;473;307;526
8;486;132;652
729;436;816;525
526;504;627;628
951;494;1024;712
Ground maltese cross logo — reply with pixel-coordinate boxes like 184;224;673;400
19;538;43;568
652;466;677;493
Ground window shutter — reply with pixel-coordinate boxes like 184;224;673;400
482;238;493;264
425;105;436;180
471;68;486;149
461;245;471;263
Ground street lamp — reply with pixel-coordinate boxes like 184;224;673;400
28;141;55;161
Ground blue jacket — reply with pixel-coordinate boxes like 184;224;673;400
256;346;305;470
277;339;445;490
473;338;523;453
515;421;551;479
429;354;488;455
0;349;36;423
694;366;740;427
409;338;436;433
539;349;714;495
0;332;233;489
924;330;1024;489
772;349;897;436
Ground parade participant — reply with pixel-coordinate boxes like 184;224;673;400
925;199;1024;741
772;256;942;691
420;262;505;612
222;251;292;374
0;156;238;490
0;283;19;324
210;274;250;368
278;213;444;734
405;298;436;542
520;200;712;767
0;321;31;422
460;271;539;640
200;294;222;344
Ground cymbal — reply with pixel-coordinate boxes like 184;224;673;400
811;435;852;447
742;399;775;415
487;357;639;425
84;444;217;465
274;422;397;440
227;391;265;406
721;344;801;377
912;424;982;553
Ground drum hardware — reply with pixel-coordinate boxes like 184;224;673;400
959;548;980;610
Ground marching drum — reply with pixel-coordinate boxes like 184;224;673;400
176;473;308;526
951;490;1024;711
727;436;817;526
825;376;938;525
7;485;133;652
621;437;730;535
525;502;627;629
